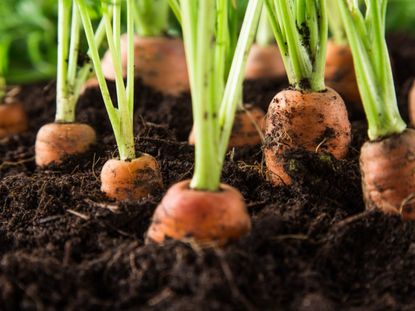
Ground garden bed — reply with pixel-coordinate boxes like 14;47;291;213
0;34;414;311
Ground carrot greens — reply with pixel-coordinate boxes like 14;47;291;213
264;0;327;91
336;0;406;140
177;0;263;191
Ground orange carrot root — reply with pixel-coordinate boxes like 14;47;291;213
264;87;351;186
325;40;362;112
35;123;96;167
100;153;163;201
188;105;265;147
146;179;251;246
360;129;415;220
99;35;189;96
245;44;286;80
0;100;28;139
408;80;415;126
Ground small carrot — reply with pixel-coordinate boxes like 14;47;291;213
325;1;361;113
0;98;28;139
337;0;412;218
36;0;102;167
35;122;96;166
263;0;351;186
101;153;162;201
245;7;285;80
77;0;163;200
189;104;265;148
146;180;250;245
325;40;362;112
100;35;189;96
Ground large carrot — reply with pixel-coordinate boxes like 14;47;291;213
35;0;106;166
147;0;263;245
263;0;351;186
245;6;285;80
325;0;361;113
337;0;412;219
77;0;162;201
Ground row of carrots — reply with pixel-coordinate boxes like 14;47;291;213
1;0;415;247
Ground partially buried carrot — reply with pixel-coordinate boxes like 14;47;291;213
101;153;163;201
337;0;413;219
325;40;362;113
325;1;362;113
263;0;351;186
146;180;250;246
264;88;350;185
0;97;28;139
189;104;265;147
100;35;189;96
245;7;285;80
35;122;96;166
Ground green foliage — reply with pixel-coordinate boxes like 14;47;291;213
0;0;58;83
386;0;415;34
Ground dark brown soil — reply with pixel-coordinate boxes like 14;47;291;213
0;33;415;311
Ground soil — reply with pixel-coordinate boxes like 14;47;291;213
0;33;415;311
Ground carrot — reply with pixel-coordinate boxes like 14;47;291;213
146;179;250;245
100;35;189;96
35;122;96;166
360;130;415;220
189;104;265;148
0;99;28;139
408;80;415;126
337;0;410;217
101;153;163;201
263;0;351;186
245;44;285;80
264;88;351;185
325;40;362;112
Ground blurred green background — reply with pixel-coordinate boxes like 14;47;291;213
1;0;414;85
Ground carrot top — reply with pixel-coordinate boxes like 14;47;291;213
264;0;328;91
336;0;406;140
77;0;136;160
176;0;263;191
133;0;169;37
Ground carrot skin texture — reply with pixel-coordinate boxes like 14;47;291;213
35;123;96;167
100;154;163;201
189;105;265;147
101;35;189;96
0;101;28;139
360;129;415;220
408;80;415;127
325;41;362;112
264;87;351;185
245;44;285;80
146;179;251;246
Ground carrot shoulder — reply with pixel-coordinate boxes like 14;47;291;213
35;123;96;167
146;179;251;246
0;100;28;139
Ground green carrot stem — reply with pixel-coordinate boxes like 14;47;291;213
337;0;405;140
218;0;263;162
134;0;169;37
55;0;71;122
